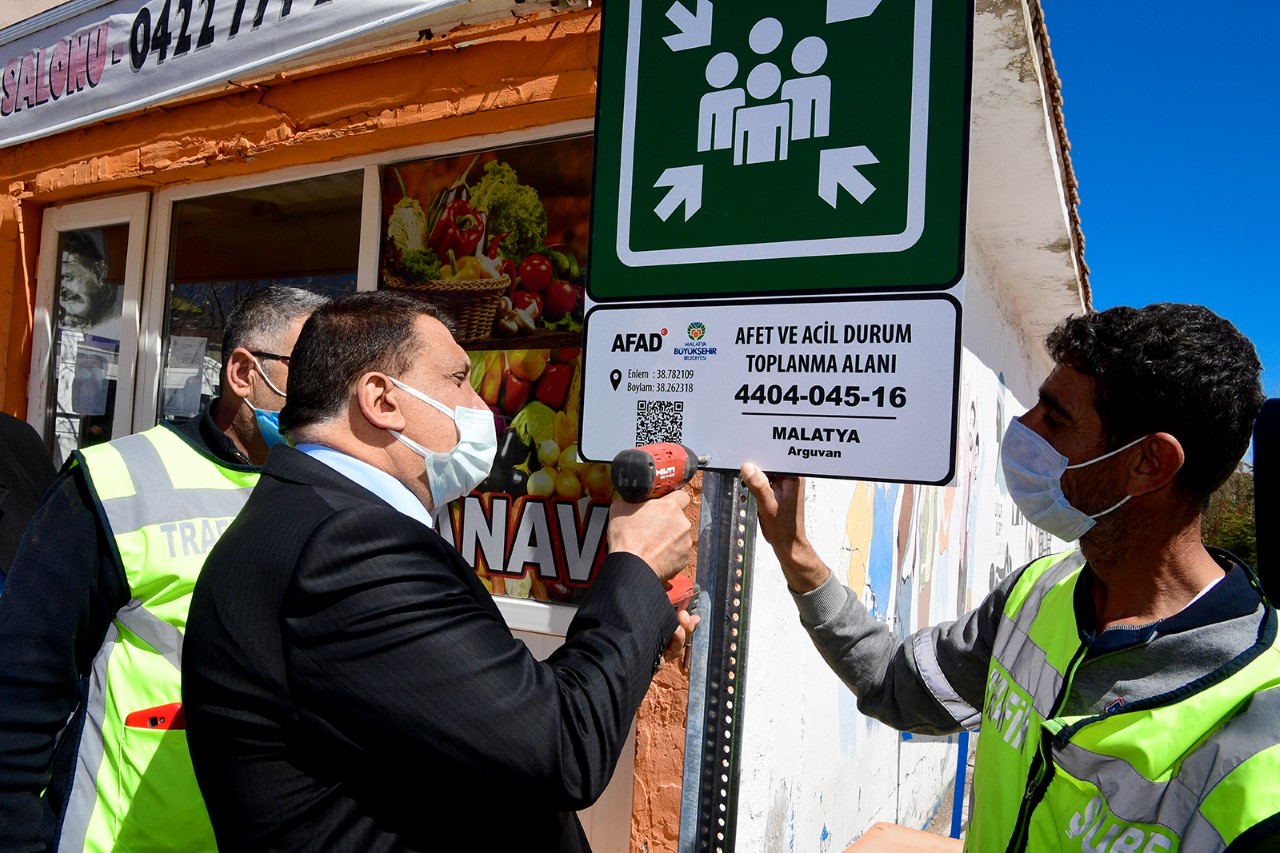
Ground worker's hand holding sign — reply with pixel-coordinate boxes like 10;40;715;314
741;463;833;595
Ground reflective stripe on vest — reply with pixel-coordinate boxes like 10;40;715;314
968;552;1280;853
1035;636;1280;853
913;631;982;728
58;425;256;853
968;551;1084;852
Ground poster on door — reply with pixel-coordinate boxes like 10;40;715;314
379;135;613;605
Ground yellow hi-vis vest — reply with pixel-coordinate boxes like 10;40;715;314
58;424;257;853
968;551;1280;853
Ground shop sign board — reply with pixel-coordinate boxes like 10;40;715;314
589;0;973;300
579;294;960;484
0;0;473;148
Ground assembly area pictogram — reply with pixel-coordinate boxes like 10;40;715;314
657;7;880;223
589;0;971;298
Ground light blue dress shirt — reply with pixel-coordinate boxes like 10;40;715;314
294;443;435;530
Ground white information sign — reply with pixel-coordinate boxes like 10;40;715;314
580;294;960;484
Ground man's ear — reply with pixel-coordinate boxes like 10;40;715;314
354;372;406;432
224;347;258;401
1127;432;1185;497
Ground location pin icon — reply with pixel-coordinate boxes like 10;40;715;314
610;369;622;390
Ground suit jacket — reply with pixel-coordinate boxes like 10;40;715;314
183;447;678;852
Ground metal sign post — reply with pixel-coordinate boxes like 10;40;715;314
679;471;756;853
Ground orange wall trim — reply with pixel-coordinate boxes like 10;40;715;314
0;11;603;413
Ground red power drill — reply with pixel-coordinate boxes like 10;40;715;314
610;442;709;502
610;443;708;611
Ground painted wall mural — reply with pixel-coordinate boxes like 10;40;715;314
738;331;1067;850
839;355;1060;644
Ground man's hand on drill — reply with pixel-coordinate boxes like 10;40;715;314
607;489;699;663
607;489;693;582
740;463;831;594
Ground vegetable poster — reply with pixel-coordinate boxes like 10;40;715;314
379;136;607;604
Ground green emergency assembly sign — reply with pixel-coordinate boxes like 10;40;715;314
590;0;973;300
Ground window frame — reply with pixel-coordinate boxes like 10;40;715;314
27;192;151;450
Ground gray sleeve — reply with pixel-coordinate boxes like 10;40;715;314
791;570;1019;735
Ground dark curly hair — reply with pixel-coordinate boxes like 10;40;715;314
281;291;453;435
1046;304;1263;505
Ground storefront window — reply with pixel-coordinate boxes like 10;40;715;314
46;226;128;464
159;172;363;423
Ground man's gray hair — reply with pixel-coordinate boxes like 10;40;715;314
222;286;330;356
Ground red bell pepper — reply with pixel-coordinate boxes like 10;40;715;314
534;363;574;410
429;198;485;258
499;369;531;417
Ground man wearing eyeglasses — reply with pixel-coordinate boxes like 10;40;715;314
0;286;327;853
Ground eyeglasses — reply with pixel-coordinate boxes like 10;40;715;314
250;351;291;367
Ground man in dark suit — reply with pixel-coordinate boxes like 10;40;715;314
183;291;696;852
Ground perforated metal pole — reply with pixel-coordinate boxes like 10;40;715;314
679;471;756;853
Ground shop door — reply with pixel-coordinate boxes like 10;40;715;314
28;194;149;467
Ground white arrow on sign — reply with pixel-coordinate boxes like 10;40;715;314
654;165;704;221
818;146;879;207
663;0;713;52
826;0;882;24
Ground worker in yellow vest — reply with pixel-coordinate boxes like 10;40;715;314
0;286;327;852
743;303;1278;852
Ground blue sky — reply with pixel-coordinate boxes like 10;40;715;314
1040;0;1280;400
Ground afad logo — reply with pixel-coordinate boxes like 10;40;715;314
611;328;666;352
674;321;717;361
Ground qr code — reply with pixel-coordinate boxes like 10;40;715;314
636;400;684;445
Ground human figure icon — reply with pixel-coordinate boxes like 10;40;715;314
748;16;783;55
734;62;790;165
698;52;745;152
783;35;831;140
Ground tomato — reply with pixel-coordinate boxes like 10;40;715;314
510;290;542;320
518;254;554;292
542;279;581;322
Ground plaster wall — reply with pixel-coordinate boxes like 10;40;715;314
734;234;1068;851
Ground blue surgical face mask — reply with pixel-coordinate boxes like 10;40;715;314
385;376;497;508
251;405;288;448
1000;419;1147;541
248;354;289;448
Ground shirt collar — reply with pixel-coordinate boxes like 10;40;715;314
1075;553;1260;655
294;442;435;530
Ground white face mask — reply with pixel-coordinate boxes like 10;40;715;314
386;376;496;508
1000;419;1147;542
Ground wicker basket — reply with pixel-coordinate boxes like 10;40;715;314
383;274;511;343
